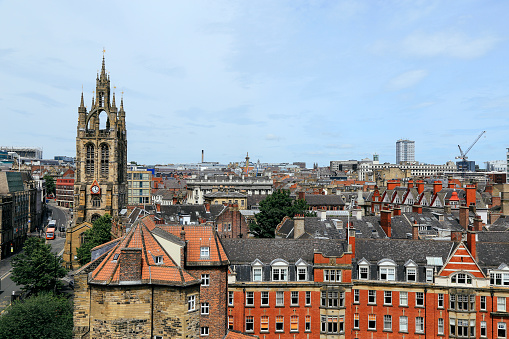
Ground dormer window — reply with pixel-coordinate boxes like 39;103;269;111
404;260;417;282
378;259;397;281
112;253;119;262
358;259;370;280
295;259;308;281
271;259;289;281
490;264;509;286
251;259;263;282
154;255;163;265
200;246;210;259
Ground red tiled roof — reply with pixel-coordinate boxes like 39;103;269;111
224;330;259;339
88;217;200;286
156;224;228;264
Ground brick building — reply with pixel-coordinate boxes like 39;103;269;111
56;169;74;208
73;215;229;338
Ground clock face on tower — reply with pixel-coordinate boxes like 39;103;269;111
90;180;101;195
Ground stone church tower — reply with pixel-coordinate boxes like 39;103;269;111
64;55;127;269
74;55;127;224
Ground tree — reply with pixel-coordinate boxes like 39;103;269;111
250;189;313;238
76;214;112;265
0;292;73;339
11;237;68;294
43;174;56;197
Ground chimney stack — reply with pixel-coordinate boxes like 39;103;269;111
450;230;463;242
416;180;424;194
459;206;469;230
348;226;356;253
465;185;476;208
380;210;392;238
412;221;419;240
408;180;414;188
119;248;142;282
412;205;422;214
393;207;402;216
433;181;442;195
201;149;204;163
298;191;305;201
466;228;477;260
473;215;483;231
294;215;305;239
319;209;326;221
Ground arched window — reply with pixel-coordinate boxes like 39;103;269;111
86;144;94;175
101;144;109;176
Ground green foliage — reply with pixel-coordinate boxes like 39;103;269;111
76;214;112;265
43;174;55;196
250;190;313;238
11;237;67;294
0;292;73;339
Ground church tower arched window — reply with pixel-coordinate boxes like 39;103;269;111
86;144;95;175
101;144;109;176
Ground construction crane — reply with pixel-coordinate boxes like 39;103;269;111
455;131;486;163
455;131;486;176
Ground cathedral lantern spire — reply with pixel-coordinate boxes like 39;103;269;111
112;91;116;108
80;87;85;108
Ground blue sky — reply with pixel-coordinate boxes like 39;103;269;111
1;1;508;167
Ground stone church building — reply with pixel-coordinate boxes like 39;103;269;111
64;55;127;269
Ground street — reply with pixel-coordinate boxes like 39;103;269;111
0;202;70;312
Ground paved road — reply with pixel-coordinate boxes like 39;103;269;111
0;203;69;312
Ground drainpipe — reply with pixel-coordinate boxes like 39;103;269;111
491;288;494;339
424;287;427;339
243;288;246;333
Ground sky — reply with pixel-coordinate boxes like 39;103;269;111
1;1;508;168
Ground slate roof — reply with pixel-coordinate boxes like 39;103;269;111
354;238;454;265
389;212;463;239
276;217;345;240
159;204;224;223
305;195;345;206
477;231;509;243
490;216;509;231
204;191;247;199
246;194;268;207
477;242;509;269
222;238;346;264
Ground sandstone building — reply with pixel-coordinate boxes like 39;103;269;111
64;55;127;268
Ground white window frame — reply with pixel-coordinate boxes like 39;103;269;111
359;265;369;280
416;292;424;307
384;291;392;305
200;246;210;259
426;268;434;282
228;291;234;306
406;267;417;282
296;259;308;281
480;321;487;337
416;317;424;333
480;295;487;310
276;291;284;306
399;291;408;306
400;316;408;333
378;259;397;281
383;315;392;331
271;259;289;281
438;293;444;308
353;289;360;303
368;314;376;330
245;316;254;332
368;290;376;305
201;274;209;286
200;326;209;336
305;291;311;306
499;323;507;338
246;291;254;306
498;297;506;312
188;295;196;311
291;291;299;306
201;302;209;315
252;267;262;282
438;318;444;335
261;291;269;306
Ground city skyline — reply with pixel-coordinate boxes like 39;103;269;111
1;1;508;166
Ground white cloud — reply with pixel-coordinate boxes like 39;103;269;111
386;70;428;91
402;31;500;59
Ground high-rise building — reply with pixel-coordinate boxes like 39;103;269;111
396;139;415;164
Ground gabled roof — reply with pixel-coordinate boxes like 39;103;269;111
150;223;228;265
305;195;345;206
438;242;485;278
88;217;200;286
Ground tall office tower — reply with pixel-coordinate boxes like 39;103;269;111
396;139;415;164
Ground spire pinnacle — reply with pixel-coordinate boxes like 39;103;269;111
120;91;124;110
80;85;85;107
101;49;106;79
112;91;116;108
